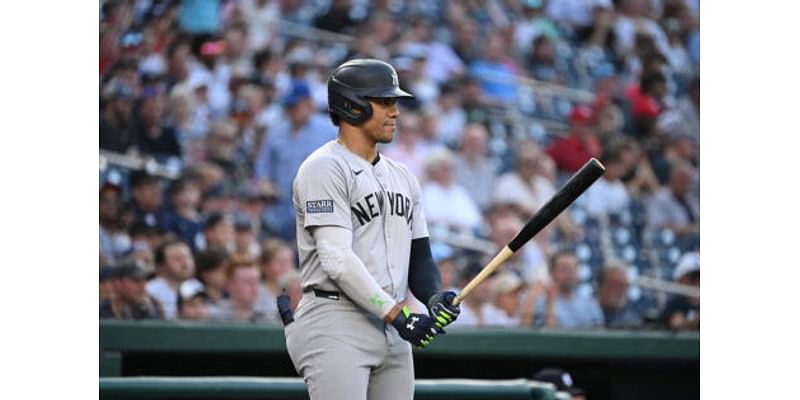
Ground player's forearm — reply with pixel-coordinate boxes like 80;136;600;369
408;237;441;304
313;226;398;319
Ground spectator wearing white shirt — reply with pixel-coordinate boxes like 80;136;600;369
449;261;494;328
584;143;634;218
646;161;699;235
483;273;524;327
453;124;498;211
422;148;483;232
546;0;613;29
146;239;196;320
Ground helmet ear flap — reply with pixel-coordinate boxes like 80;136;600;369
330;89;372;125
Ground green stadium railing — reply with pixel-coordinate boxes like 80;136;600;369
99;377;572;400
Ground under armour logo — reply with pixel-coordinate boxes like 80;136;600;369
407;316;419;330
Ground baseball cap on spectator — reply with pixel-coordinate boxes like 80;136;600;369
282;80;311;107
569;105;593;124
489;273;524;302
178;279;210;305
533;368;585;396
113;260;149;281
673;252;700;280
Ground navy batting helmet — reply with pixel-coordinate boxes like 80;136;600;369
327;59;414;125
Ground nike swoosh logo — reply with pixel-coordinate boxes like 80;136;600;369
354;170;363;176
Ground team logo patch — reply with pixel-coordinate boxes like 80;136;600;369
306;200;334;214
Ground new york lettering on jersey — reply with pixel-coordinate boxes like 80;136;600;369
351;190;413;226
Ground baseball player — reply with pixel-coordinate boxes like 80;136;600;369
283;59;461;400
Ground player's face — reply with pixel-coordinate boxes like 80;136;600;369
363;98;400;144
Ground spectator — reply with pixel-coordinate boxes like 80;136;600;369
583;142;633;217
469;33;520;104
383;112;431;179
403;17;466;84
646;162;699;235
313;0;359;34
494;141;582;240
100;184;128;265
201;212;236;251
528;36;567;84
650;130;698;185
450;261;493;328
101;261;165;320
656;76;699;144
233;214;261;258
494;141;555;215
160;176;203;251
136;91;182;160
194;247;229;304
434;83;467;147
208;255;273;323
533;250;604;329
146;239;196;319
453;123;498;211
421;148;483;232
513;0;560;58
100;266;115;302
489;213;549;285
630;72;668;138
257;239;295;310
596;261;643;329
546;105;603;174
100;83;137;153
660;252;700;330
546;0;612;30
128;171;164;228
254;80;336;241
483;273;524;327
177;279;211;320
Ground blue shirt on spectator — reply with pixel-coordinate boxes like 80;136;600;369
254;114;336;241
179;0;220;34
534;292;605;329
469;60;518;103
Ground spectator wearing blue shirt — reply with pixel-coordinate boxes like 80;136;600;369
469;34;520;104
254;81;337;241
534;250;604;329
160;176;203;252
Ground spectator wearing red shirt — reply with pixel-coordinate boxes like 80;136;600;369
546;105;603;173
626;72;668;138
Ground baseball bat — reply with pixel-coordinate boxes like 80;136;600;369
452;158;606;305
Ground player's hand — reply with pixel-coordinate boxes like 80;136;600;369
427;291;460;329
390;306;443;348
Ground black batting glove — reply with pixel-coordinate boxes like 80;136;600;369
388;305;443;348
428;291;460;330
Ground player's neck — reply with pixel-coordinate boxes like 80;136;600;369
337;128;378;164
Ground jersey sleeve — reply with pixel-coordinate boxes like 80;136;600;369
294;156;352;230
409;172;429;240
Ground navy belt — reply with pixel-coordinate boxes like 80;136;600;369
304;287;341;300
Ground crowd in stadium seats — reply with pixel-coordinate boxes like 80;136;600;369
99;0;699;331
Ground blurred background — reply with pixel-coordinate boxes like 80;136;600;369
99;0;699;399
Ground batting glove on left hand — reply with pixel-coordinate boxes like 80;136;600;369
428;291;460;330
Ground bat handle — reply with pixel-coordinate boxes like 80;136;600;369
452;246;514;306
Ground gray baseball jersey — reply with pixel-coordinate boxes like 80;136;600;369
292;139;429;301
286;139;429;400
